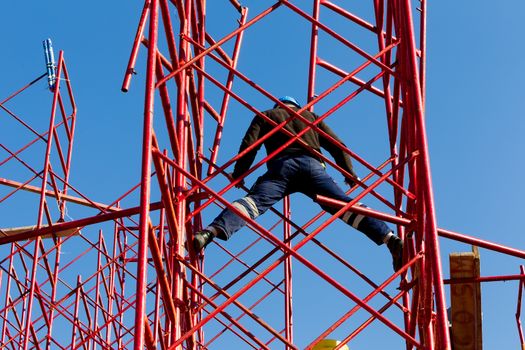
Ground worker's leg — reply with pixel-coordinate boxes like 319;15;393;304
208;157;298;241
300;156;391;245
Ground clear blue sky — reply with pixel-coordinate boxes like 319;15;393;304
1;1;525;349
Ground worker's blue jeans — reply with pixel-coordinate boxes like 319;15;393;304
210;154;391;245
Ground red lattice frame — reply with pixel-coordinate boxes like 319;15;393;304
2;1;525;350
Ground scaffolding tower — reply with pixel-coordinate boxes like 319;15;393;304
2;1;525;349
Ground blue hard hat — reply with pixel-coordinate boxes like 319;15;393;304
274;96;301;108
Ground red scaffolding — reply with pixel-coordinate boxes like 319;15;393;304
1;1;525;349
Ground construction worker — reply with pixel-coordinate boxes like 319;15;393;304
194;96;403;271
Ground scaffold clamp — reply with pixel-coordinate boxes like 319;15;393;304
43;38;56;91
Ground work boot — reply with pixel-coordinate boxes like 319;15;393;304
193;229;215;252
387;235;403;272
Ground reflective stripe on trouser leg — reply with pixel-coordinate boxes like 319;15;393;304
233;196;260;219
340;203;390;245
210;196;265;240
340;202;366;228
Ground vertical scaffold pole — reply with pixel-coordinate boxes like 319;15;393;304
173;0;193;348
396;0;451;348
21;50;64;350
133;0;159;349
284;196;294;349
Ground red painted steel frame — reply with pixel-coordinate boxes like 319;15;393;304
2;1;525;350
516;266;525;349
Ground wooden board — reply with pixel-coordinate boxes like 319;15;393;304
0;225;79;240
449;246;482;350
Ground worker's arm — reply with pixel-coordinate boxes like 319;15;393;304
317;119;358;185
231;115;264;180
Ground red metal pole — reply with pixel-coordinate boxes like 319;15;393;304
208;8;247;175
307;0;320;110
122;0;151;92
105;220;119;346
92;232;103;350
1;244;15;345
437;229;525;259
0;74;46;105
283;196;293;349
419;0;427;104
21;50;64;350
70;277;81;348
516;266;525;348
133;0;159;348
44;236;62;350
153;209;166;346
444;273;525;284
57;60;77;218
316;58;399;101
172;0;192;347
195;0;206;176
396;0;450;346
321;1;378;33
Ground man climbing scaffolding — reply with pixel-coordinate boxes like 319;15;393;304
194;96;403;271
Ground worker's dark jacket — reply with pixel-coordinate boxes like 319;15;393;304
232;106;356;183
